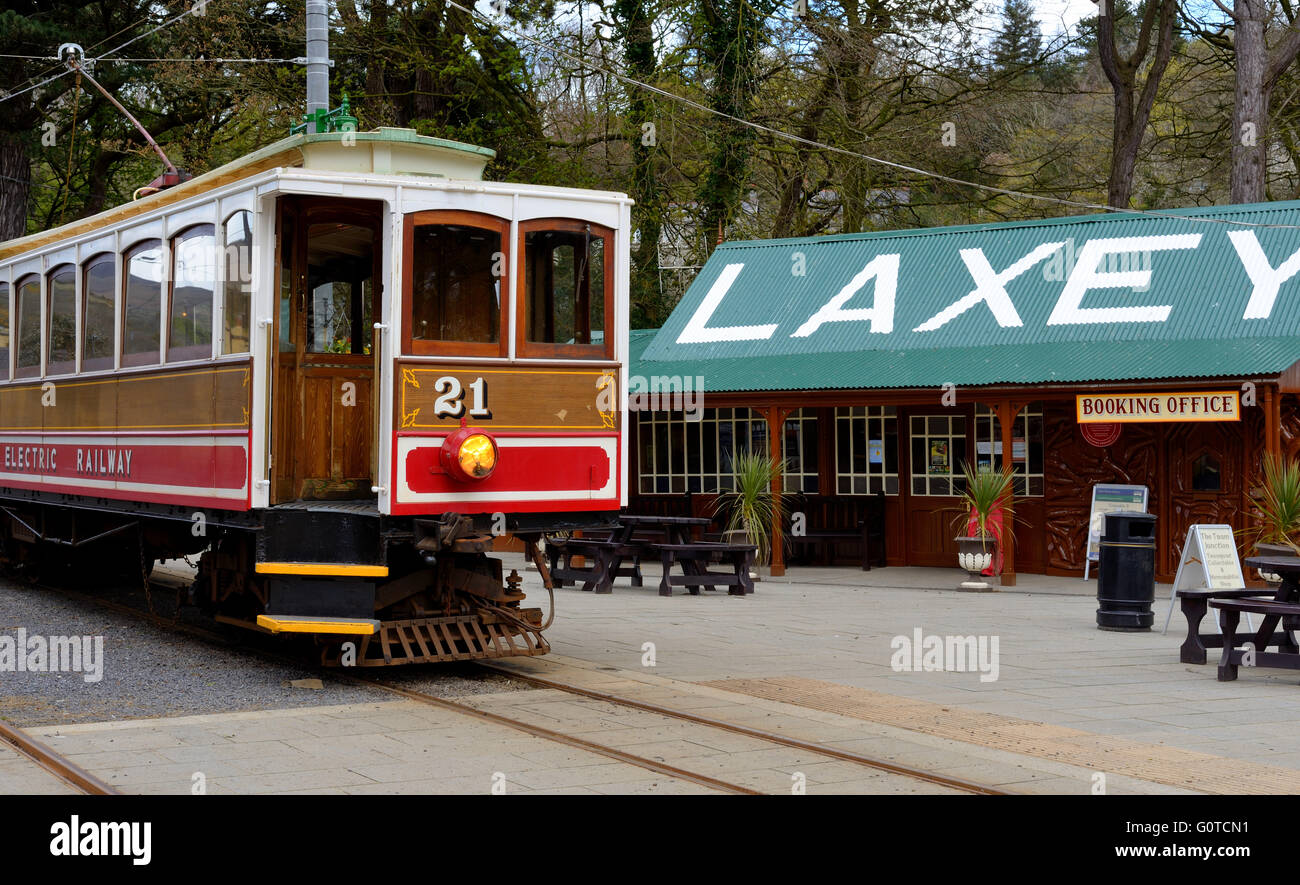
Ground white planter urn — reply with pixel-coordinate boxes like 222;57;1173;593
955;536;997;592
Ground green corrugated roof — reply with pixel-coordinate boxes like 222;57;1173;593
636;201;1300;391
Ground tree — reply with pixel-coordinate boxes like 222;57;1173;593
693;0;776;245
1221;0;1300;202
991;0;1042;72
1095;0;1178;208
612;0;668;326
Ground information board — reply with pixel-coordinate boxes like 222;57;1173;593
1172;525;1245;592
1083;483;1149;579
1161;525;1248;635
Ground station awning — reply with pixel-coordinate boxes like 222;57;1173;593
635;201;1300;392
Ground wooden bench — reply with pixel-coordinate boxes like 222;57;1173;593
783;493;886;570
1210;597;1300;680
649;542;755;597
1176;588;1285;664
545;537;641;594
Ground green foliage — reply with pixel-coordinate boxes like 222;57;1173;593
1242;453;1300;553
956;461;1014;542
711;449;789;567
990;0;1042;72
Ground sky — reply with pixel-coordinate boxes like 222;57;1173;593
1032;0;1102;36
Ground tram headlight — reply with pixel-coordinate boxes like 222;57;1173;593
441;427;498;481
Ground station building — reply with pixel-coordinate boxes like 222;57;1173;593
626;201;1300;584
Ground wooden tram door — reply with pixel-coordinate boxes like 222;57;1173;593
272;198;381;502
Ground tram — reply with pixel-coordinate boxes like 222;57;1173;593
0;126;631;665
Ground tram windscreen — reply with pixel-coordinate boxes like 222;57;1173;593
410;223;500;346
524;226;606;353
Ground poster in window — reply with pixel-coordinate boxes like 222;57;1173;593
868;439;884;465
1012;437;1026;461
928;440;949;475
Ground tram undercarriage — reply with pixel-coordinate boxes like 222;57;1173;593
0;494;581;668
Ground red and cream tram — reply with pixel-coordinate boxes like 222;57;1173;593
0;127;631;665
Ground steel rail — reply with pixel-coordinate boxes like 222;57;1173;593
338;673;762;795
476;662;1016;796
0;719;118;795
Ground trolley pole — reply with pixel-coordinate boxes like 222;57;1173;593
305;0;330;133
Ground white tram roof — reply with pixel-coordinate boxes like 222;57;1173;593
0;127;628;262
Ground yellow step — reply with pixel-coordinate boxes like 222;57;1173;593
256;614;380;635
255;562;389;578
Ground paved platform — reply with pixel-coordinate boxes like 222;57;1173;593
3;562;1296;794
534;563;1300;776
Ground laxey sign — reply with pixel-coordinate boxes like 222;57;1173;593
642;205;1300;360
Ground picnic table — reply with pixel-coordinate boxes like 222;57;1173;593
545;515;755;596
1211;556;1300;681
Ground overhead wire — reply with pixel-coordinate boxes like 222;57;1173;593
0;2;206;106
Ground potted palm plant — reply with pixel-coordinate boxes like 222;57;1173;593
1240;453;1300;582
712;450;789;575
953;461;1015;591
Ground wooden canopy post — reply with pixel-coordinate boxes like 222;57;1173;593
765;406;791;577
996;400;1024;588
1265;383;1281;461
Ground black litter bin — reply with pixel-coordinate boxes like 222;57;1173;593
1096;511;1157;631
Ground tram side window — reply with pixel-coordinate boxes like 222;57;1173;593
0;281;9;381
409;221;502;351
82;254;115;372
223;211;252;355
15;274;40;378
122;240;163;367
169;225;215;362
46;264;76;375
522;222;610;357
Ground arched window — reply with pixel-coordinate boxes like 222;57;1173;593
46;264;76;375
122;240;163;367
15;274;41;378
82;253;115;372
169;224;215;362
222;211;252;355
0;280;9;381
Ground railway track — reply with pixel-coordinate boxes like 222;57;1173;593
0;718;118;795
472;661;1015;796
17;574;1015;796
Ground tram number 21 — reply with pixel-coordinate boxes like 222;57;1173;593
432;376;491;419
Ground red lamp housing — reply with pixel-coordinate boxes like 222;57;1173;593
440;427;498;481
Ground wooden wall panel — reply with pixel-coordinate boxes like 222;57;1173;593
1045;397;1256;580
1044;399;1159;575
0;363;249;433
397;361;619;432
